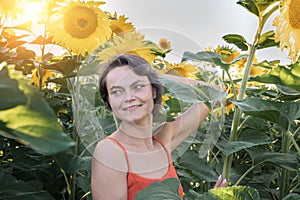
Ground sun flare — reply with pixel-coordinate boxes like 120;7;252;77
20;0;46;22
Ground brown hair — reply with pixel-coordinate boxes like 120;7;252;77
99;54;163;114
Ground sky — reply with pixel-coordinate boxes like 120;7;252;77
102;0;288;64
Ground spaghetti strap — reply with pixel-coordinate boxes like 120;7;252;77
107;137;131;171
153;137;172;163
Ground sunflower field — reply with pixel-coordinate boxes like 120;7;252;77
0;0;299;200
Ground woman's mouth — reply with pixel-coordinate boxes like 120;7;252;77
124;104;142;112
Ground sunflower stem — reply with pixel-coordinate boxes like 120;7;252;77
289;127;300;154
222;4;279;180
280;129;291;199
69;74;80;200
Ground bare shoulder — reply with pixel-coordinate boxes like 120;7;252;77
93;138;128;173
92;138;128;199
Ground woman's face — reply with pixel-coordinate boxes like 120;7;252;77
106;65;156;126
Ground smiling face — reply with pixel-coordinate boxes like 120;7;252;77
106;65;156;126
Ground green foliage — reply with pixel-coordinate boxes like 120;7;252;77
1;0;300;200
134;178;182;200
222;34;249;51
252;61;300;92
234;98;300;131
237;0;280;16
0;68;74;154
182;51;248;72
159;78;226;109
0;68;27;110
197;186;260;200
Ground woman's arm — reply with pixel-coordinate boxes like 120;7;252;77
91;140;128;200
156;73;220;150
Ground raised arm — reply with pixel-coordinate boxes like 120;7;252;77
155;73;220;151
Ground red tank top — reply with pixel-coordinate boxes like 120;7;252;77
107;137;184;200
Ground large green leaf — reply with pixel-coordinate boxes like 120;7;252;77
159;78;226;109
253;152;299;172
0;68;27;110
134;178;182;200
283;194;300;200
0;68;74;154
179;151;218;182
233;98;300;131
182;51;248;72
0;172;55;200
216;129;271;156
182;51;229;71
196;186;260;200
251;61;300;92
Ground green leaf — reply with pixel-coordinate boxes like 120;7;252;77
55;152;91;173
233;98;300;131
45;56;81;76
0;68;27;110
257;31;279;49
159;78;226;108
253;152;299;171
251;61;300;92
196;186;260;200
282;194;300;200
237;0;259;17
182;51;230;71
217;130;271;156
134;178;182;200
0;172;55;200
0;68;74;154
179;151;218;182
253;60;280;69
237;0;279;16
222;34;248;51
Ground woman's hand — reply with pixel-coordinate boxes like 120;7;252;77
213;175;227;189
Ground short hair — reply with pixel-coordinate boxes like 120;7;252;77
99;54;163;115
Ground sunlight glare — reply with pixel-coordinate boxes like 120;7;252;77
21;0;46;22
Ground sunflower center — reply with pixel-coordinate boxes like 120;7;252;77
64;6;98;39
289;0;300;28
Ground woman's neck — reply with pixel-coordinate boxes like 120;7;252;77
119;122;152;138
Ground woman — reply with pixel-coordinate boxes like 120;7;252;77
91;54;226;200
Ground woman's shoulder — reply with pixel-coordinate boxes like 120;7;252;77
153;122;175;146
93;136;128;172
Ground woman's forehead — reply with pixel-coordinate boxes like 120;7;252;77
106;65;150;86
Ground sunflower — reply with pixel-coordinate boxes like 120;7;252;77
31;68;57;87
159;38;171;51
48;1;111;55
0;0;22;19
214;45;240;63
162;61;199;79
109;12;135;35
273;0;300;61
96;31;158;64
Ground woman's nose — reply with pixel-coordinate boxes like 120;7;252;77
124;90;136;102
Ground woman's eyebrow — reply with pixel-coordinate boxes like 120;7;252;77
130;80;147;86
109;85;122;91
109;80;148;91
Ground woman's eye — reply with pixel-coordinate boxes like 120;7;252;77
134;84;144;90
111;90;122;95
